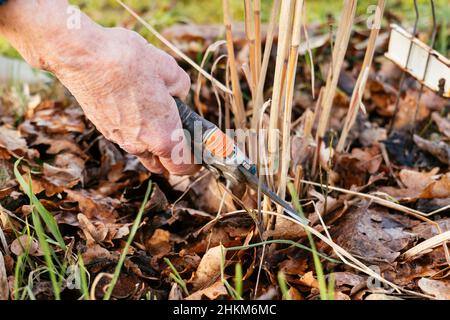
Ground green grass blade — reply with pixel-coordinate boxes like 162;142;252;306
234;263;243;298
31;209;60;300
103;181;152;300
219;245;241;300
288;182;329;300
224;240;339;263
277;271;291;300
164;258;189;296
13;160;66;250
14;254;25;300
78;254;90;300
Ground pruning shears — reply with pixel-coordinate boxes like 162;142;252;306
174;98;309;225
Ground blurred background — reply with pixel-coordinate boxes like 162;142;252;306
0;0;448;58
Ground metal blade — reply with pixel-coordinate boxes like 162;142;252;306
238;166;309;225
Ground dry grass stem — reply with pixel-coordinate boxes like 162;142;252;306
223;0;246;128
278;0;305;209
251;0;281;129
316;0;357;139
337;0;385;152
267;0;295;179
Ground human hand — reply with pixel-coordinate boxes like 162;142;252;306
51;27;199;175
0;2;198;175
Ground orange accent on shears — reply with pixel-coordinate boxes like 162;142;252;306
205;129;234;158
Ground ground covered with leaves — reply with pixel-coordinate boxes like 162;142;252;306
0;8;449;301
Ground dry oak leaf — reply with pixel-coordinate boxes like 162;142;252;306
145;229;172;257
0;126;38;159
298;271;319;289
334;146;382;188
190;172;236;214
418;278;450;300
332;203;416;263
43;153;85;188
77;213;131;245
264;218;307;240
190;246;223;290
10;235;43;256
21;174;63;197
65;189;120;222
185;280;228;300
380;169;450;200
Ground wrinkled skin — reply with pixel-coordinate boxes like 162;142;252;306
0;0;198;175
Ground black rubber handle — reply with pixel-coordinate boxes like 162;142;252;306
174;98;216;137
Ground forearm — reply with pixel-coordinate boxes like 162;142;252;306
0;0;104;73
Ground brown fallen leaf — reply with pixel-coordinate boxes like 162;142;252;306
185;280;228;300
145;229;172;258
264;218;307;240
332;202;417;263
33;134;87;158
10;235;43;256
359;125;387;147
25;100;86;134
168;283;183;300
390;89;443;130
420;173;450;199
81;243;112;265
333;291;352;300
380;169;450;201
288;287;304;300
335;146;382;188
365;293;403;300
413;135;450;165
21;174;63;197
418;278;450;300
0;126;39;160
298;272;319;289
279;257;309;276
43;153;85;188
78;213;131;246
400;168;440;191
65;189;120;222
189;173;236;214
412;218;450;240
332;272;366;292
190;246;222;290
78;213;108;245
